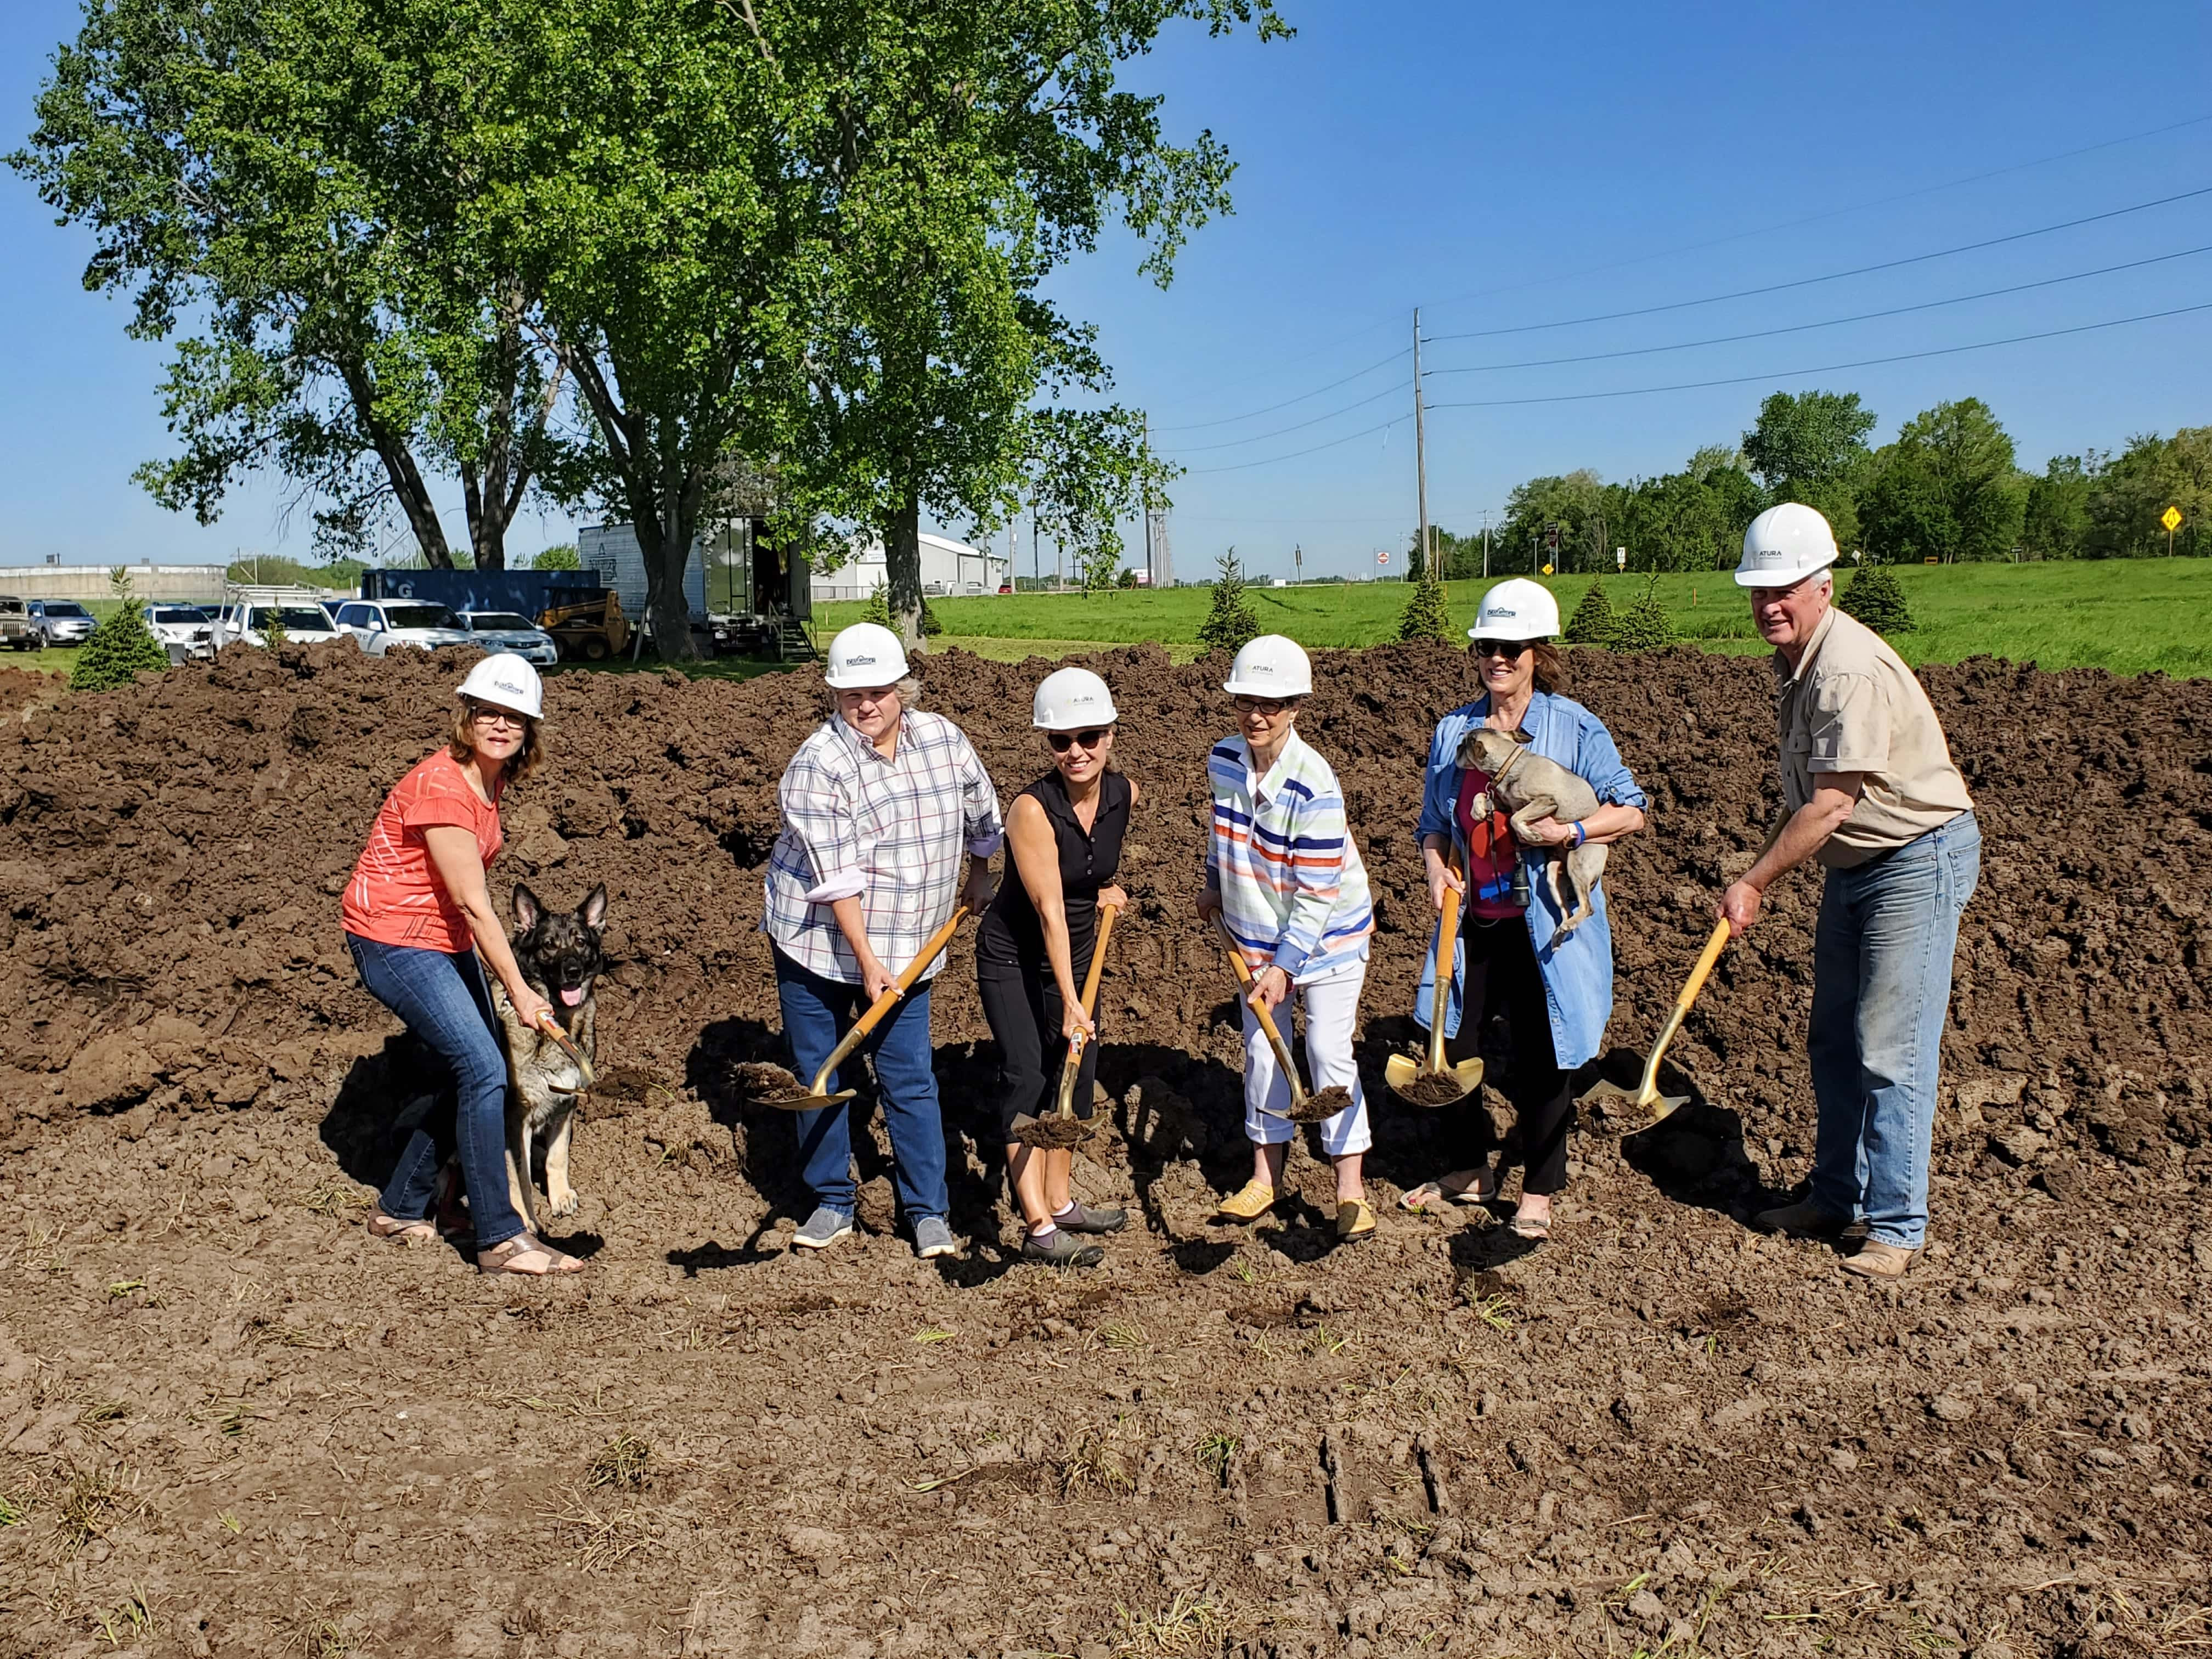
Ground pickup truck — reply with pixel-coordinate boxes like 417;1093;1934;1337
0;597;35;651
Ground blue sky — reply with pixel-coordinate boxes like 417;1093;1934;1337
4;1;2209;577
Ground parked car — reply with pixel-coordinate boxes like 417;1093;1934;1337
331;599;475;655
27;600;97;647
457;609;559;666
214;603;342;648
0;597;35;651
143;605;217;661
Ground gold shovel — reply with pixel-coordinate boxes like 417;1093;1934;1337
1579;916;1731;1129
739;907;970;1112
1385;851;1485;1108
1215;919;1350;1125
1013;904;1121;1152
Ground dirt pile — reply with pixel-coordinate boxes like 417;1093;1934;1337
0;638;2208;1655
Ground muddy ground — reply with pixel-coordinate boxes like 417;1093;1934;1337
0;639;2207;1658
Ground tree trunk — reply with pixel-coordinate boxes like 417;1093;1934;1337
885;488;924;652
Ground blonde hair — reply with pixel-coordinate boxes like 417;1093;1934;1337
449;701;544;785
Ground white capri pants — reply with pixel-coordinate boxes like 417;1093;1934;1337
1240;960;1372;1157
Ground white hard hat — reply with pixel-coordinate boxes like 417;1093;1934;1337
1735;503;1839;588
456;652;544;721
823;622;910;690
1223;634;1312;699
1032;667;1118;730
1469;577;1561;642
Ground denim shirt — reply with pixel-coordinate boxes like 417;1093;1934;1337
1413;691;1647;1069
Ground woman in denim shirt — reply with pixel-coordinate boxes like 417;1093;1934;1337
1398;580;1647;1240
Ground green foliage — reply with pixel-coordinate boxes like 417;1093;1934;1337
1196;550;1260;654
1500;470;1607;574
533;543;580;571
1396;572;1452;643
259;607;289;646
1742;390;1878;549
1115;566;1140;590
2082;427;2212;558
1609;575;1671;651
1613;460;1763;572
2021;453;2103;560
1859;398;2024;564
1565;579;1616;646
223;554;364;589
1837;560;1914;635
860;585;891;628
70;570;170;690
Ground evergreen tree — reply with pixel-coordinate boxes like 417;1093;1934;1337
1396;571;1452;642
860;584;891;627
1565;578;1616;646
1196;550;1259;655
70;569;170;690
1838;559;1913;635
1609;574;1672;651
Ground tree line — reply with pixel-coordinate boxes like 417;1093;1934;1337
1415;391;2211;578
15;0;1288;655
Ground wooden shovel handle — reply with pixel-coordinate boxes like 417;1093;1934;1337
1054;905;1121;1110
1675;916;1732;1015
849;905;969;1045
1216;919;1297;1068
1429;849;1463;1075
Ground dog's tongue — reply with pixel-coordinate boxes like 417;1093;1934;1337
560;986;586;1007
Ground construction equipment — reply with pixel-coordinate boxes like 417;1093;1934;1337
1013;905;1121;1151
1386;852;1486;1107
538;590;630;661
1579;916;1731;1129
1215;919;1347;1124
737;908;969;1111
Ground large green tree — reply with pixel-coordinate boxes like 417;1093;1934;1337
1860;398;2024;564
2084;427;2212;558
2021;452;2104;560
1500;470;1606;574
16;0;569;569
1741;389;1877;548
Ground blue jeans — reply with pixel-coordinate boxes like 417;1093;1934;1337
774;948;949;1223
346;934;526;1251
1808;812;1980;1249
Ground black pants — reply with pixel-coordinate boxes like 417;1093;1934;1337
1434;915;1576;1196
977;949;1099;1139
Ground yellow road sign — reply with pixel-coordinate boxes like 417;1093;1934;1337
2162;505;2183;532
1541;563;1554;575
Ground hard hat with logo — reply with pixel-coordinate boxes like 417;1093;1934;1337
823;622;911;690
1734;503;1840;588
1469;577;1561;642
1032;667;1118;730
1223;634;1313;699
456;652;544;721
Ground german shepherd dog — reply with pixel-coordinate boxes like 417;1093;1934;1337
487;883;608;1233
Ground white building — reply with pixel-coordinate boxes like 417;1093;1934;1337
812;531;1006;602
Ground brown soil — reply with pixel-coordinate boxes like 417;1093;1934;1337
1398;1073;1477;1109
2;638;2209;1656
1285;1086;1355;1126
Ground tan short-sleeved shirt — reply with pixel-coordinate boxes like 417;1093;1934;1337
1775;606;1972;869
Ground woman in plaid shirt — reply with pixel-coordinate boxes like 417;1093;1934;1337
762;624;1002;1259
1197;636;1380;1243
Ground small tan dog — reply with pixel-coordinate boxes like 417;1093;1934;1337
1458;727;1605;938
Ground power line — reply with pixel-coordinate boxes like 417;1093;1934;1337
1167;381;1405;453
1424;300;2212;411
1424;245;2212;376
1426;111;2212;313
1423;183;2212;341
1151;347;1408;432
1184;415;1409;475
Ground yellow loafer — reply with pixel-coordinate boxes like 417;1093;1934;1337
1336;1199;1376;1242
1214;1179;1278;1223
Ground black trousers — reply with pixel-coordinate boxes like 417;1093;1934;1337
1434;915;1576;1196
977;949;1100;1139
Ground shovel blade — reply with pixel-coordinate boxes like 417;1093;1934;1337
764;1087;858;1114
1387;1057;1484;1109
1578;1079;1691;1133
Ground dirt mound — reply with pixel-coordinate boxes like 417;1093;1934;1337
1;637;2208;1652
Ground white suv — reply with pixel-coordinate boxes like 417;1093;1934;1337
332;600;476;655
142;605;217;661
214;603;342;648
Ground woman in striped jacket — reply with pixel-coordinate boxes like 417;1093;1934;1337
1195;636;1379;1243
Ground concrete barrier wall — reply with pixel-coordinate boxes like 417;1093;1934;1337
0;565;231;603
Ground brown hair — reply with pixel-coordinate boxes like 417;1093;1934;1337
449;701;544;785
1472;640;1567;695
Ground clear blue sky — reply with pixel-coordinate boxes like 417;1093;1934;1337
4;1;2209;577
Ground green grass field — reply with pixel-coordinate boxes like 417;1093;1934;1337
816;558;2212;678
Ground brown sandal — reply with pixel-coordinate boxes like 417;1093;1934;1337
476;1233;584;1277
367;1207;439;1246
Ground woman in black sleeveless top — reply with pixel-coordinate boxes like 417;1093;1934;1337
977;668;1138;1266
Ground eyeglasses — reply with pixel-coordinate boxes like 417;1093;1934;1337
1472;639;1531;659
1231;696;1296;716
469;704;526;730
1047;727;1110;753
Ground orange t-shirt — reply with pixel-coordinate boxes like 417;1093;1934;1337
342;751;503;952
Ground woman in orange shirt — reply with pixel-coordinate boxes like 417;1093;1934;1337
341;654;579;1276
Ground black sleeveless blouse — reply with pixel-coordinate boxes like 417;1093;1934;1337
976;769;1131;970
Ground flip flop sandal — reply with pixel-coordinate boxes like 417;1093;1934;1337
1396;1173;1498;1214
476;1233;585;1277
1508;1213;1552;1242
366;1209;439;1246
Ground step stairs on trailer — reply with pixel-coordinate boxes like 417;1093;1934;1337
777;617;817;663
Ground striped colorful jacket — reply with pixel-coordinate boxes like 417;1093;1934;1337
1206;728;1374;981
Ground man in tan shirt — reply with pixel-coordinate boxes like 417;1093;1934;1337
1718;504;1980;1278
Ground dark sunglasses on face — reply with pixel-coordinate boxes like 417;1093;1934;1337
1472;639;1531;660
1047;727;1109;753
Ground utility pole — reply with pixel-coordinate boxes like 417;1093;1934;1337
1412;308;1431;583
1294;543;1303;583
1032;511;1040;592
1480;510;1492;579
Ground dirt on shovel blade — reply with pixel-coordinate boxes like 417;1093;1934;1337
1282;1084;1353;1124
1011;1111;1094;1149
1398;1070;1474;1107
2;639;2210;1653
732;1059;806;1101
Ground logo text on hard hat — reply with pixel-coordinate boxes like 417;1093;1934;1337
848;653;875;665
1490;607;1516;617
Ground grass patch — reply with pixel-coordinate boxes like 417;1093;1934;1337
585;1434;652;1489
0;1489;30;1526
1096;1321;1148;1353
1193;1430;1241;1485
57;1463;128;1551
1113;1592;1226;1657
76;1400;129;1428
1467;1293;1519;1333
1058;1423;1136;1498
911;1327;956;1345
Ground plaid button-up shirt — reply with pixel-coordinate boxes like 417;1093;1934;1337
763;710;1005;984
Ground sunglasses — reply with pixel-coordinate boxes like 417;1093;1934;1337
1047;727;1110;753
1231;696;1296;716
1472;639;1531;659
